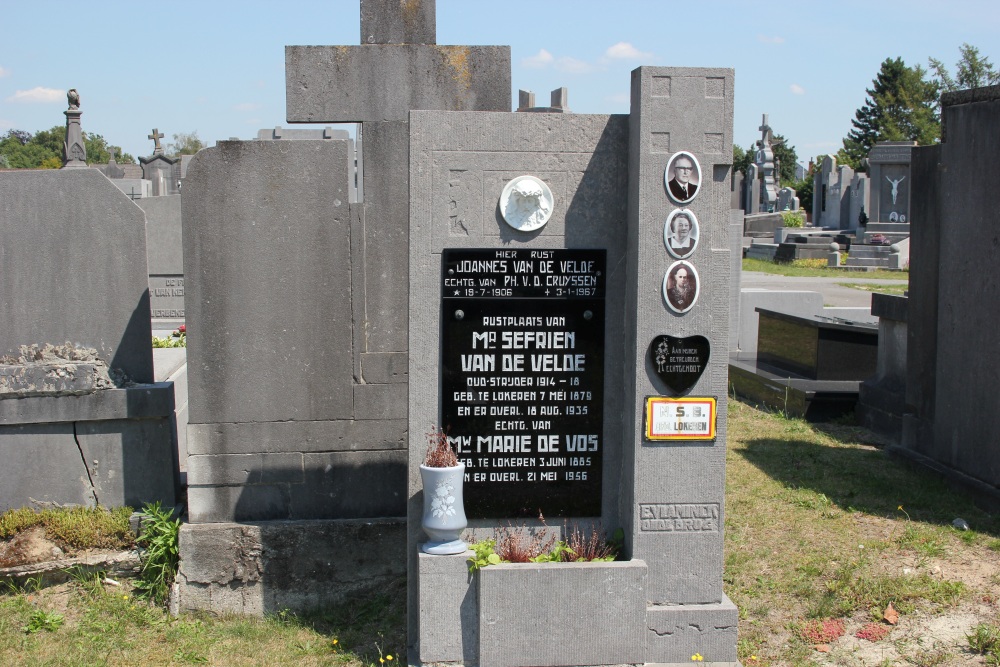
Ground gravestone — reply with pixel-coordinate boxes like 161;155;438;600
812;155;854;229
868;141;915;223
901;85;1000;505
174;0;511;614
743;162;759;213
847;171;869;227
138;195;185;319
777;186;799;211
0;160;176;511
409;66;738;666
140;128;181;196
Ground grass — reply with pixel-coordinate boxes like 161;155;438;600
726;400;1000;665
3;400;999;666
838;281;909;296
0;506;134;550
0;573;406;666
743;257;909;280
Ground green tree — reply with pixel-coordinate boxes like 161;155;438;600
929;43;1000;93
0;125;133;168
733;144;753;177
770;133;799;187
841;57;940;169
84;133;135;164
166;131;205;157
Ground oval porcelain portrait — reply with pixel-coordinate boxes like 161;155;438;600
664;151;701;204
663;209;699;259
499;175;554;232
662;260;700;314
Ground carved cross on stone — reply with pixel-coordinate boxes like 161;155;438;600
148;128;164;154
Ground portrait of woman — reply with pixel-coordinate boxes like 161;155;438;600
663;208;699;259
662;260;700;314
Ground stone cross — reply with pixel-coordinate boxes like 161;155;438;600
148;128;164;154
284;0;510;356
108;147;116;163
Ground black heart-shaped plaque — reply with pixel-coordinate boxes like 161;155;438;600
648;335;710;395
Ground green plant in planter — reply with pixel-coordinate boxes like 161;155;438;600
781;211;805;228
467;524;623;572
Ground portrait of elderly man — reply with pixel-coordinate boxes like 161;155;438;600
665;209;699;258
666;152;700;203
663;261;698;313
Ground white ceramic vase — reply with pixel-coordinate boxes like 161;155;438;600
420;463;468;554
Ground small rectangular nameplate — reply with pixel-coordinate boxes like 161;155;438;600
643;396;717;441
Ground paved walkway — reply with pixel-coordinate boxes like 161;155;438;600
740;271;909;308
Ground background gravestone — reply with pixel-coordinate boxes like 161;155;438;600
138;195;185;319
868;141;916;223
0;170;153;381
0;168;175;511
901;86;1000;503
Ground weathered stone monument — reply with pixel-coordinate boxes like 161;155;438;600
812;155;855;228
140;129;181;196
751;114;779;212
0;93;177;511
408;65;738;664
896;85;1000;505
174;0;511;613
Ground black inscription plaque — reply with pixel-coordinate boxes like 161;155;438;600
441;248;606;518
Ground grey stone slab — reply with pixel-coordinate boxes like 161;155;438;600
0;423;98;511
137;195;183;275
285;45;511;123
187;450;406;522
0;363;108;398
478;561;646;667
256;126;350;141
76;418;176;509
0;384;175;426
903;93;1000;488
153;348;186;382
176;519;406;615
353;383;407;420
187;453;304;486
360;121;411;354
182;140;354;424
186;419;405;455
872;293;908;322
417;551;477;664
645;596;739;664
361;0;436;44
361;352;408;384
290;450;407;518
623;67;734;605
0;169;153;382
0;418;175;512
187;485;291;523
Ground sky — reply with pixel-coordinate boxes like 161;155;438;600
1;0;997;164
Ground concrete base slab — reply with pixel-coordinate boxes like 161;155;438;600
175;518;405;615
478;560;647;667
646;596;740;664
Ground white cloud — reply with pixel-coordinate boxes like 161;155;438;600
0;66;9;78
555;57;594;74
757;35;785;44
790;84;805;95
522;49;554;69
234;102;260;112
604;42;652;60
6;87;64;103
